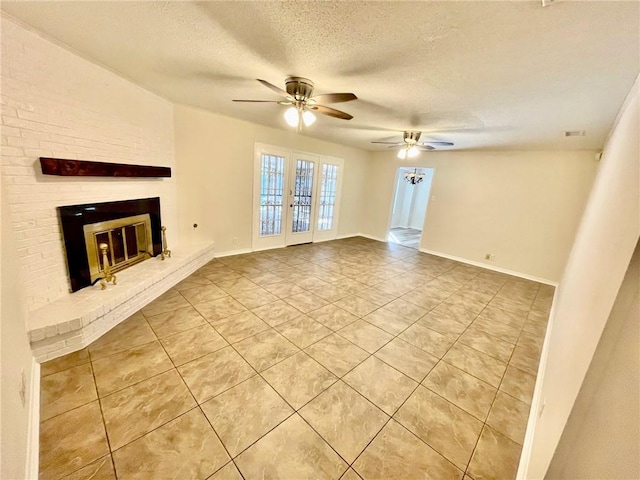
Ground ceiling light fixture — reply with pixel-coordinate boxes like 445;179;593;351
284;105;317;130
373;131;454;153
404;169;425;185
284;106;299;127
302;110;316;126
397;144;420;159
234;77;356;132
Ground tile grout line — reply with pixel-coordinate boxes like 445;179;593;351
213;257;543;478
142;303;244;480
461;284;542;478
38;239;552;480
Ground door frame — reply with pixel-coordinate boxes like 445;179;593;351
252;143;291;251
313;155;344;243
285;151;320;246
385;166;435;249
252;143;344;251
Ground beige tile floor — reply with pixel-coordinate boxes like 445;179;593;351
389;228;422;249
39;237;552;480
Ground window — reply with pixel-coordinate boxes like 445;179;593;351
259;154;285;236
291;159;314;233
317;164;338;231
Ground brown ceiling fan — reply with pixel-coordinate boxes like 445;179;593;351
233;77;357;129
372;131;453;158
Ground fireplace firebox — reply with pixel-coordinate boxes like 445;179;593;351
59;198;162;292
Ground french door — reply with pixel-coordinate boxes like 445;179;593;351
252;143;342;251
313;156;343;242
286;154;318;245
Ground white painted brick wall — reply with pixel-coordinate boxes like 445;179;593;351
1;17;177;310
29;242;216;361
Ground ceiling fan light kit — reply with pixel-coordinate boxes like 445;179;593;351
233;76;356;131
233;78;454;154
397;145;420;159
284;105;317;129
302;110;316;126
374;130;455;158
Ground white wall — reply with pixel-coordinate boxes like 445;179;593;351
390;168;433;231
391;173;411;228
0;178;36;479
361;150;598;282
409;169;433;230
520;77;640;479
1;16;176;310
174;104;370;254
545;240;639;480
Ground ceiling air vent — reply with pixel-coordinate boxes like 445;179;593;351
563;130;586;137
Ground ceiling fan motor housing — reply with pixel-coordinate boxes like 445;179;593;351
286;76;315;101
404;131;422;144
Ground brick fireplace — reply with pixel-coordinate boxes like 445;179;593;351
0;18;218;362
59;197;163;292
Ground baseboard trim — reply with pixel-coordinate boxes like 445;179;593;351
214;248;253;258
25;357;40;479
336;233;359;240
358;233;387;243
419;248;559;286
248;234;361;251
516;294;558;479
312;237;335;243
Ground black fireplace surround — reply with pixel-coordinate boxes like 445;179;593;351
59;197;162;292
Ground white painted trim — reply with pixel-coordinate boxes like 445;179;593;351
516;298;558;479
252;143;291;252
313;156;344;243
214;248;253;258
286;150;321;246
250;245;280;253
25;357;40;480
358;233;388;243
217;234;364;255
313;237;337;243
420;248;559;286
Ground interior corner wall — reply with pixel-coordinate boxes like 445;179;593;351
390;174;411;228
173;104;370;254
520;77;640;479
361;150;598;282
545;239;639;480
1;16;176;311
1;179;35;480
408;169;433;230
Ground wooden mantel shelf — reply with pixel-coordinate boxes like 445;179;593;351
40;157;171;178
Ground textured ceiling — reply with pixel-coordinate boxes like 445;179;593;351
2;1;639;151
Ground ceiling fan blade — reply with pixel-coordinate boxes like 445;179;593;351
312;105;353;120
371;141;403;145
256;79;290;98
232;99;282;103
421;141;454;146
311;93;357;104
418;145;436;151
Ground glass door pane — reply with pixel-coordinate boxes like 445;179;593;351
318;164;338;231
259;154;285;236
291;159;314;233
